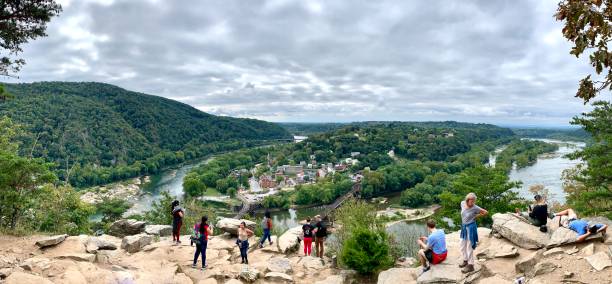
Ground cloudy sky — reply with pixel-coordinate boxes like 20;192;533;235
2;0;600;126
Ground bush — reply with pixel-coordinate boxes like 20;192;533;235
341;228;393;274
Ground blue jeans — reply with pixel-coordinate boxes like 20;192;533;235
193;239;207;267
239;240;249;261
260;228;272;245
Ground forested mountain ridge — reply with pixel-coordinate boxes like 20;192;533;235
0;81;291;186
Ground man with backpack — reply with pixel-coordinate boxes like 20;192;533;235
313;215;328;258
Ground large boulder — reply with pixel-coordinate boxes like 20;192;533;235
121;234;152;253
5;271;54;284
476;244;518;259
144;225;173;236
85;236;118;253
278;226;302;253
109;219;146;237
585;251;612;271
264;272;293;283
35;234;68;248
239;267;260;282
492;213;548;249
546;226;602;248
298;256;324;270
377;268;419;284
216;218;256;235
55;253;96;262
266;257;293;274
416;263;465;284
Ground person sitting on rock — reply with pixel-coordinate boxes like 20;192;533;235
514;194;549;229
554;208;608;242
417;219;447;273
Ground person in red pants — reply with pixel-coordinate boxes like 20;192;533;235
302;217;315;256
171;200;184;245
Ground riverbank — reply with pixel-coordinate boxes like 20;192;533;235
379;205;439;227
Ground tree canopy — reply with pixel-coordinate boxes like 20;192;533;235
0;0;62;76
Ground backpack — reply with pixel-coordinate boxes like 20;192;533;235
261;218;268;229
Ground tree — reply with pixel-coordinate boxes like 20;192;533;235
340;228;393;274
1;0;62;76
556;1;612;218
97;198;130;224
436;166;524;228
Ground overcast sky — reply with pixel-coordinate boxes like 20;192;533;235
2;0;600;126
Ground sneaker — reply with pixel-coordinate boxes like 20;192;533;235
259;244;263;248
461;264;474;273
191;264;197;269
201;264;208;270
421;265;431;274
269;241;274;245
245;259;248;264
458;261;468;268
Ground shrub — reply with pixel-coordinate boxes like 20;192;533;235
340;227;393;274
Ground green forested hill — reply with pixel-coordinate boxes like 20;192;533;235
0;82;291;186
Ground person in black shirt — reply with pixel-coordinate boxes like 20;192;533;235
515;194;549;227
302;217;314;256
313;215;328;258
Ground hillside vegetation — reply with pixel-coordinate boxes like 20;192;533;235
0;82;291;186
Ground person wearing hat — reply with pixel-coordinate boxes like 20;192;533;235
554;208;608;242
514;194;549;228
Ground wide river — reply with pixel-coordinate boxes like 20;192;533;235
132;138;582;257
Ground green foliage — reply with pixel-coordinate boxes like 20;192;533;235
96;198;130;224
564;102;612;218
340;228;393;275
436;166;525;228
335;200;393;274
0;82;291;187
26;185;94;235
512;128;592;143
0;1;62;75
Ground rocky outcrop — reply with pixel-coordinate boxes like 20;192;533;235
278;226;302;253
264;272;293;283
298;256;324;270
416;263;466;284
266;257;293;274
144;225;172;236
547;226;602;248
85;236;118;253
5;271;54;284
492;213;548;249
586;252;612;271
120;234;152;253
216;218;256;235
35;234;68;248
377;267;419;284
109;219;146;237
476;244;518;259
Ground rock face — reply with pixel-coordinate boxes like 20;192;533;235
417;263;463;284
515;251;542;274
35;234;68;248
5;271;54;284
121;234;152;253
586;252;612;271
266;257;293;274
547;226;602;247
264;272;293;283
278;226;302;253
377;267;419;284
492;213;548;249
109;219;146;237
216;218;256;235
476;244;519;259
144;225;173;236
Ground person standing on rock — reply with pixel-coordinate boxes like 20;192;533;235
459;193;487;273
193;216;213;270
237;221;254;264
302;217;315;256
313;215;328;259
259;211;273;248
417;219;447;273
171;200;184;245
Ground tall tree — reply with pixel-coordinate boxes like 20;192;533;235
556;0;612;218
1;0;62;76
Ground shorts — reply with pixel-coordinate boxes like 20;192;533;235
425;249;447;265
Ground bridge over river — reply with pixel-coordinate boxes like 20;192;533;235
233;182;361;220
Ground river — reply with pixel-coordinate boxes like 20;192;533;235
133;137;582;259
506;139;584;204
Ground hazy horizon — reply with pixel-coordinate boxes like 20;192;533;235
2;0;598;126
